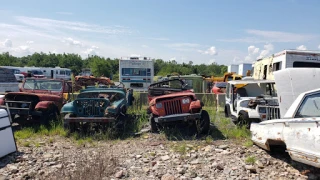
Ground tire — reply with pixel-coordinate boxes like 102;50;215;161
63;114;76;133
224;105;230;117
196;110;210;135
238;111;250;129
149;114;158;133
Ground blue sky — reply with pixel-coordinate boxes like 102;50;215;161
0;0;320;65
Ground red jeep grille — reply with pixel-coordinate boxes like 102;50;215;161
164;99;182;115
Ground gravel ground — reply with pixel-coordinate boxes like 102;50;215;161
1;130;319;180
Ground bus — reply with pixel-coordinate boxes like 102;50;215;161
41;67;72;80
119;56;154;91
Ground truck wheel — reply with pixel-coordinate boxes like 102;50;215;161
196;110;210;135
40;108;58;126
149;114;158;133
63;114;76;133
238;111;250;129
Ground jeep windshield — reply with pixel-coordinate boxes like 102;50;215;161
78;92;124;103
23;79;63;92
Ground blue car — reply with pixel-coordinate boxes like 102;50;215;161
61;84;134;132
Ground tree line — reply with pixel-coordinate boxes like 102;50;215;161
0;52;227;80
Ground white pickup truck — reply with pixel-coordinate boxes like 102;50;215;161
0;67;19;94
250;68;320;168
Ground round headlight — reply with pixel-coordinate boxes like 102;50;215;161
156;102;163;108
182;98;190;104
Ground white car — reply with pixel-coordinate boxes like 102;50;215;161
250;88;320;168
224;78;280;127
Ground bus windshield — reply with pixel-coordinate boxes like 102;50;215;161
122;68;151;76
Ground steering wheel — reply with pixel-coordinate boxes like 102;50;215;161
116;82;125;88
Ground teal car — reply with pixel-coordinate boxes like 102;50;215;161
61;84;134;132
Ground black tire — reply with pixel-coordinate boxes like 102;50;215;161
63;114;76;133
196;110;210;135
224;105;230;117
149;114;158;133
238;111;250;129
40;108;58;126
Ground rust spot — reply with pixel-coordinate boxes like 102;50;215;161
308;128;311;131
258;137;262;140
297;132;300;135
277;132;281;135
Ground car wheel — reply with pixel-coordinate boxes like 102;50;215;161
196;110;210;135
149;114;158;133
238;111;250;129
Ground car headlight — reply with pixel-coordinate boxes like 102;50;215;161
156;102;163;108
182;98;190;104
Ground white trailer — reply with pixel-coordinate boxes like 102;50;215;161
227;64;239;74
238;63;252;76
41;67;72;80
253;50;320;80
119;56;154;91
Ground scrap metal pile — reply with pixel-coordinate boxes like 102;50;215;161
72;75;115;91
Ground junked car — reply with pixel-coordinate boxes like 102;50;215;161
224;77;280;128
250;88;320;168
61;83;134;132
147;79;210;134
250;68;320;168
0;78;70;125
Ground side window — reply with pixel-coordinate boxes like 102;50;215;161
273;62;282;72
295;93;320;118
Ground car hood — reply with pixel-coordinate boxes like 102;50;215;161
5;92;61;101
150;91;195;104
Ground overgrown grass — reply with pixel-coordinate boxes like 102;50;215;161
245;156;256;165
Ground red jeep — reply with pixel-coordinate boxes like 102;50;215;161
0;78;71;125
147;79;210;134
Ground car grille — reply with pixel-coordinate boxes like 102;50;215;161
164;99;182;115
75;99;106;117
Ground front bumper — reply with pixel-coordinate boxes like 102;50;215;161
155;113;201;123
64;116;116;123
8;108;42;116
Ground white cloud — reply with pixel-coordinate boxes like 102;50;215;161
296;45;307;50
218;29;318;43
244;45;260;62
318;45;320;49
141;45;149;48
26;40;34;44
56;12;73;15
3;39;12;47
198;46;218;55
257;43;274;59
15;16;132;35
62;37;83;47
148;37;170;41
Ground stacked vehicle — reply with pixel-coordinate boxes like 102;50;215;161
147;79;210;134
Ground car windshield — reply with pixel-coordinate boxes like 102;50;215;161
32;70;43;75
23;79;63;91
78;92;124;103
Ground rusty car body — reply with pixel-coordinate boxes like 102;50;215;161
0;78;70;124
250;88;320;168
60;83;134;132
147;79;210;134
